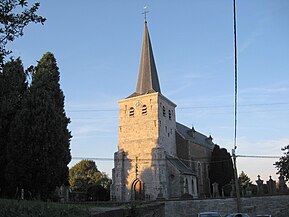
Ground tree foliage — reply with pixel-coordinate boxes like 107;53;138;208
0;0;46;66
5;52;71;199
69;160;111;201
239;171;252;190
209;145;234;193
275;145;289;181
70;160;106;191
0;58;27;195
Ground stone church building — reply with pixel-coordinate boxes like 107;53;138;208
111;21;216;201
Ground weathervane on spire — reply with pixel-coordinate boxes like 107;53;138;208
142;5;149;22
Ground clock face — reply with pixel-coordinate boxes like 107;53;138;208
135;100;142;107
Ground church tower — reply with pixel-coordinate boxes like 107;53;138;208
111;21;177;201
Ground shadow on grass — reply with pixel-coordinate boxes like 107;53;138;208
0;199;90;217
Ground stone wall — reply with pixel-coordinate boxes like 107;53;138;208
90;202;165;217
165;195;289;217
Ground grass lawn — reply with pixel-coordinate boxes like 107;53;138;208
0;199;91;217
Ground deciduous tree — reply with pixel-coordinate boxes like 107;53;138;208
275;145;289;181
69;160;102;192
69;160;112;201
0;0;46;66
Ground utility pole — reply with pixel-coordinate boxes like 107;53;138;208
232;0;241;212
232;149;241;212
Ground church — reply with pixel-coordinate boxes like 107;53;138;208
111;20;216;201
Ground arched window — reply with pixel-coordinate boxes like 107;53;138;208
192;179;195;194
184;178;189;193
129;107;134;117
142;105;147;115
169;110;172;120
163;106;166;117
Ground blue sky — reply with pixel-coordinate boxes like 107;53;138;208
7;0;289;182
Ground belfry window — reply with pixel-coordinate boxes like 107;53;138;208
169;110;172;120
129;107;135;117
163;106;166;117
142;105;147;115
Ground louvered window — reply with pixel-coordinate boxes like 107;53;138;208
129;107;134;117
142;105;147;115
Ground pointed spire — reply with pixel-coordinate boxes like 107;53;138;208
135;21;161;95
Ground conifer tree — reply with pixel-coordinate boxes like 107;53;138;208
239;171;252;191
209;145;234;195
0;58;27;196
6;52;71;199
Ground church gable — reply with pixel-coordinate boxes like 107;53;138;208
176;122;215;151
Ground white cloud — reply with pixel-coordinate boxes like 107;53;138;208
238;30;264;53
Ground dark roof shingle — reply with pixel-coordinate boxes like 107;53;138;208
176;122;215;150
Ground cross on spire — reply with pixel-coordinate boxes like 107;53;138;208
127;8;161;98
142;5;149;22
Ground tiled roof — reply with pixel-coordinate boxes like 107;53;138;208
176;122;215;151
166;155;194;175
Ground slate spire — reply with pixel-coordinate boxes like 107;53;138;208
135;21;161;95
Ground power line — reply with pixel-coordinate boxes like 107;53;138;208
66;102;289;113
67;107;289;120
237;155;280;159
72;157;113;161
68;109;117;112
71;154;281;162
71;156;232;164
177;102;289;110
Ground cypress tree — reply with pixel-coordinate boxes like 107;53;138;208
209;145;234;195
0;58;27;196
6;52;71;199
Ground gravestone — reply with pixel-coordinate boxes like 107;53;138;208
245;185;252;196
256;175;264;195
267;176;276;195
212;182;220;197
230;179;236;197
278;175;287;193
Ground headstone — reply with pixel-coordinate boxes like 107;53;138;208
267;176;276;195
60;184;69;202
245;185;252;196
212;182;220;197
21;189;24;200
256;175;264;195
230;179;236;197
156;186;164;200
278;175;287;193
